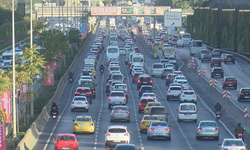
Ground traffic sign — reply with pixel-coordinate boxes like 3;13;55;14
214;79;217;87
222;90;226;98
121;8;134;14
198;69;201;76
227;90;231;99
244;107;247;119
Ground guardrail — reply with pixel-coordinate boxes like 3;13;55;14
0;37;29;53
15;29;94;150
206;45;250;64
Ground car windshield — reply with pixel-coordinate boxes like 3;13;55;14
150;108;166;114
108;128;126;133
181;105;195;110
57;136;75;141
151;122;168;127
153;64;163;68
111;92;124;96
165;64;174;67
223;140;244;146
76;118;91;122
200;122;217;127
144;116;159;120
242;89;250;93
133;57;143;62
225;78;236;81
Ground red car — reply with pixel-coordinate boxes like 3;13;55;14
222;76;237;89
138;98;155;113
54;134;79;150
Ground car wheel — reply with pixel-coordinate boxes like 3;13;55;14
196;136;200;140
211;75;213;78
215;136;219;140
234;86;237;89
222;86;225;89
86;109;89;112
221;75;223;78
166;96;169;101
233;61;235;64
140;129;143;133
106;90;108;93
73;131;76;134
108;104;111;109
178;118;181;123
168;136;171;141
127;119;130;123
194;119;197;123
110;119;113;122
71;109;74;112
224;61;226;64
90;101;92;104
147;136;151;140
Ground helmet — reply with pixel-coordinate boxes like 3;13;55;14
217;102;220;104
101;63;103;65
53;102;56;105
237;122;241;126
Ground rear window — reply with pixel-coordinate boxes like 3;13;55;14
223;140;244;146
225;78;236;81
184;91;194;95
74;97;86;101
193;41;203;47
241;89;250;93
170;87;181;90
77;88;90;92
212;59;221;62
112;75;123;80
144;116;159;120
108;128;126;133
113;107;128;111
141;87;152;90
153;64;163;68
110;67;120;71
141;99;154;103
57;136;75;141
178;81;187;84
150;108;166;114
80;81;94;88
114;85;126;90
111;92;124;96
151;122;168;126
200;122;217;127
115;145;136;150
169;58;176;61
165;64;174;67
181;105;195;110
148;103;161;106
76;118;91;122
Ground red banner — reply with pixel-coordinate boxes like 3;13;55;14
44;62;54;86
0;90;11;123
19;84;28;102
53;62;59;68
0;122;6;150
91;7;118;15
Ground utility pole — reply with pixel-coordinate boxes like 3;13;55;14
153;16;156;44
30;0;34;118
12;0;16;139
51;0;53;34
58;0;61;31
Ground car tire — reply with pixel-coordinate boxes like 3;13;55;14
108;104;111;109
89;101;92;104
224;61;226;64
71;109;74;112
86;109;89;112
110;119;113;122
233;61;235;64
215;136;219;141
127;119;130;123
194;119;197;123
166;96;169;101
147;136;151;140
222;86;225;89
168;136;171;141
211;75;213;78
234;86;237;89
140;129;143;133
238;98;241;101
178;118;181;123
196;136;200;140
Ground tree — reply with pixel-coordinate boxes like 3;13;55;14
155;0;172;6
33;20;48;36
0;69;12;125
69;29;81;44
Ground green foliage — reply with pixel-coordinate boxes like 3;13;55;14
17;132;26;139
209;9;218;46
155;0;172;6
221;10;235;49
0;5;22;25
169;0;210;9
69;29;81;44
237;11;250;53
202;9;210;44
186;15;193;34
40;30;68;62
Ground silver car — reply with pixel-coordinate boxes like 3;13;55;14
219;138;246;150
110;105;130;122
180;90;197;104
176;79;190;90
196;120;219;140
70;96;89;112
151;63;164;77
108;91;126;109
164;63;175;71
147;121;171;140
149;106;169;122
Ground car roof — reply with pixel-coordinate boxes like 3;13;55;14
76;87;90;90
150;106;165;108
183;90;195;92
223;138;243;141
73;96;87;99
179;102;196;106
113;105;128;108
141;85;153;87
108;125;127;129
116;144;136;147
143;115;159;117
139;74;150;77
110;90;124;93
212;67;222;69
80;79;94;82
57;133;75;137
76;115;91;119
199;120;216;123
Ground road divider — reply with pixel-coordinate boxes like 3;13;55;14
15;32;92;150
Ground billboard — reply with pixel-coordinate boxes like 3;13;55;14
0;123;6;150
164;11;182;27
44;62;54;86
0;90;11;123
91;6;171;16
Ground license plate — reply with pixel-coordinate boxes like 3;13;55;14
80;124;87;126
173;94;179;96
157;133;162;135
77;102;82;104
62;148;70;150
143;82;147;83
114;140;120;142
185;114;191;116
228;84;233;86
114;102;120;104
245;96;249;98
216;74;220;75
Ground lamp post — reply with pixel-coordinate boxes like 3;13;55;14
30;0;33;47
51;0;54;34
12;0;17;139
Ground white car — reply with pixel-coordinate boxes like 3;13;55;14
219;138;246;150
162;43;171;49
173;76;186;82
119;48;126;55
132;66;144;76
173;71;183;76
176;79;190;90
105;125;130;148
78;76;94;85
176;39;184;47
71;96;89;112
177;103;197;123
151;63;164;77
180;90;197;104
164;63;175;71
141;92;157;101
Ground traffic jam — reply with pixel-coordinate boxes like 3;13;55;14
53;16;248;150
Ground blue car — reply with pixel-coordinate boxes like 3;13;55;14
165;73;177;85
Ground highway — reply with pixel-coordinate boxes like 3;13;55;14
30;25;250;150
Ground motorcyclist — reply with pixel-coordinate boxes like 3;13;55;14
50;102;59;116
234;122;245;137
215;102;222;111
68;71;74;77
99;63;104;71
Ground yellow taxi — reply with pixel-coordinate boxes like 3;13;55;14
140;115;160;133
91;69;96;78
144;102;162;114
73;115;95;134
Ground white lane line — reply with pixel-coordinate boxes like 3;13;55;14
42;37;88;150
177;55;235;138
122;55;144;150
144;58;194;150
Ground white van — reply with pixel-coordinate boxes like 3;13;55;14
106;46;120;62
131;53;144;66
189;40;207;56
181;33;191;45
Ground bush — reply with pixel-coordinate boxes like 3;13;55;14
17;132;26;139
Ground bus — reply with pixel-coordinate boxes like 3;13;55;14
180;33;191;45
131;53;144;66
106;46;120;62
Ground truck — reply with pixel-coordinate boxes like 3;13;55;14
109;18;116;31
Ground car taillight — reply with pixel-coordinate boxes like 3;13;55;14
193;94;197;97
72;101;76;104
178;109;181;112
93;91;95;93
86;92;92;95
106;132;110;136
84;102;88;104
148;128;155;131
124;97;126;101
221;71;223;73
149;80;153;83
167;90;170;92
240;92;244;95
234;81;237;84
225;57;227;59
139;90;141;92
141;122;145;125
165;116;168;120
108;97;111;101
75;92;80;94
198;127;202;131
195;109;197;114
124;132;129;136
139;103;142;106
166;77;170;79
90;123;94;126
222;148;228;150
74;123;78;126
186;83;189;86
181;95;184;97
215;127;219;131
126;111;129;114
232;57;234;59
165;128;170;131
137;80;141;83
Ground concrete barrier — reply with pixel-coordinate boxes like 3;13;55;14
206;45;250;64
15;31;93;150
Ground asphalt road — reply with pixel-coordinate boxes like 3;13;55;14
31;26;250;150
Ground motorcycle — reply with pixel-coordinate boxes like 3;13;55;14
216;111;221;119
51;111;58;119
100;68;104;73
68;76;74;83
236;132;244;141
